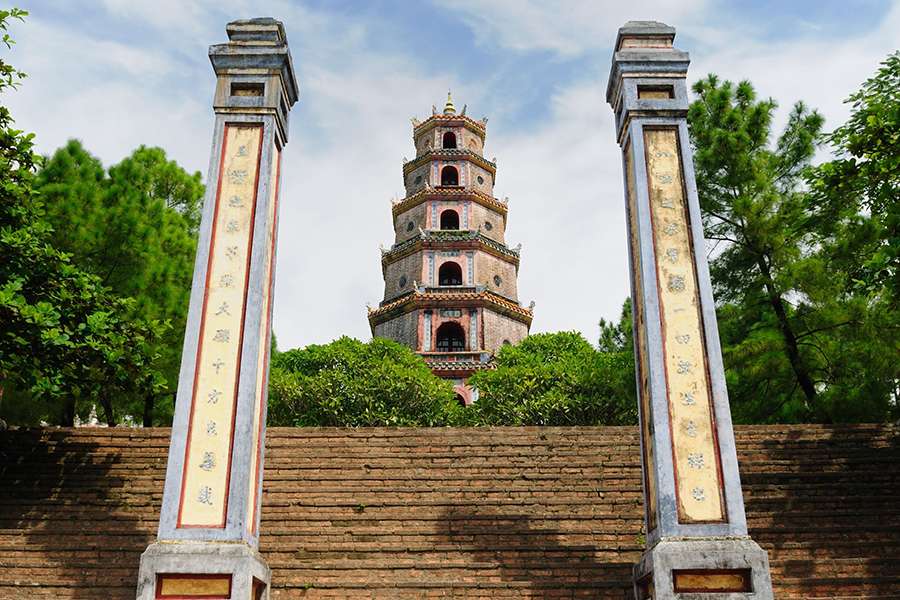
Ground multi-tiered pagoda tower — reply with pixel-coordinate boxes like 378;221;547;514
368;94;533;404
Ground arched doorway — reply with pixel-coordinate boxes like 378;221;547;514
440;209;459;230
436;322;466;352
440;165;459;186
438;261;462;286
442;131;457;149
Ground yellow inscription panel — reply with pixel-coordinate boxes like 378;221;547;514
644;127;725;523
158;574;232;597
246;146;279;535
625;140;657;532
673;570;752;593
179;124;263;528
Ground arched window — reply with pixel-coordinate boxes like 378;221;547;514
440;166;459;186
436;322;466;352
440;209;459;230
442;131;457;149
438;261;462;286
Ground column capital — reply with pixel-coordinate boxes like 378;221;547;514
209;18;299;145
606;21;690;144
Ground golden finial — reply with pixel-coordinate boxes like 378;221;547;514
443;90;456;115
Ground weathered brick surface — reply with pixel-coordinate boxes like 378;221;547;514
483;310;530;350
371;310;418;350
0;424;898;599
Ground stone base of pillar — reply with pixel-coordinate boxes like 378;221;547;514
633;537;773;599
136;541;271;600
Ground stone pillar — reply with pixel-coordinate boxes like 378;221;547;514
606;22;773;599
136;18;298;600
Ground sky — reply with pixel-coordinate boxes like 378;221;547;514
6;0;899;350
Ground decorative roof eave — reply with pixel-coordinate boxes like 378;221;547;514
392;188;508;218
367;288;534;326
426;358;495;377
413;113;487;139
403;149;496;177
381;231;520;268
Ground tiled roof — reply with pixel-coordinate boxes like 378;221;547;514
423;352;494;375
402;149;496;177
381;230;520;266
412;113;487;136
1;424;898;599
392;188;508;218
368;288;534;325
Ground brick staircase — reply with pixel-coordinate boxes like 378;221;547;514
0;424;897;599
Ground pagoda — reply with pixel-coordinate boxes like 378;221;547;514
368;93;533;404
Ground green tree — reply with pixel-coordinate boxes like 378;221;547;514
0;9;167;426
808;52;899;301
35;141;203;425
268;336;461;426
688;74;898;423
468;331;637;426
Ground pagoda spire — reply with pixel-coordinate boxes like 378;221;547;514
443;90;456;115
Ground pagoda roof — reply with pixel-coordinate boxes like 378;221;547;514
424;352;495;377
412;112;488;139
392;188;508;219
382;230;520;268
403;149;496;178
368;287;534;326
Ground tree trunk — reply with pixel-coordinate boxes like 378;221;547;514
143;393;154;427
756;257;818;406
100;395;116;427
63;397;76;427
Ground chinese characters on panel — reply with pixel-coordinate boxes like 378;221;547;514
178;125;263;528
645;128;726;524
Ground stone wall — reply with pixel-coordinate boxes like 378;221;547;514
469;202;505;243
372;310;418;350
467;162;494;195
3;425;898;599
475;252;518;299
482;309;529;352
393;202;426;243
404;163;430;196
383;253;422;300
460;128;483;155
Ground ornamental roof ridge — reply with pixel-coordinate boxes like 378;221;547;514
402;149;496;175
367;288;534;323
380;231;520;265
412;113;488;136
391;189;508;218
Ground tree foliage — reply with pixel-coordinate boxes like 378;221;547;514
0;9;167;427
34;141;203;425
688;72;899;423
267;337;462;427
467;331;636;426
808;52;900;302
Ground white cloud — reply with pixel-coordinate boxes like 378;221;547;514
489;80;630;339
435;0;710;56
690;2;900;138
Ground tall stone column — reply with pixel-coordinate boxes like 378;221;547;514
607;22;773;599
136;18;298;600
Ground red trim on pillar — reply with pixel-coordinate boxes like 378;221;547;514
251;148;281;536
177;123;264;529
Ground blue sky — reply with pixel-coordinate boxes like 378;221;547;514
7;0;900;349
